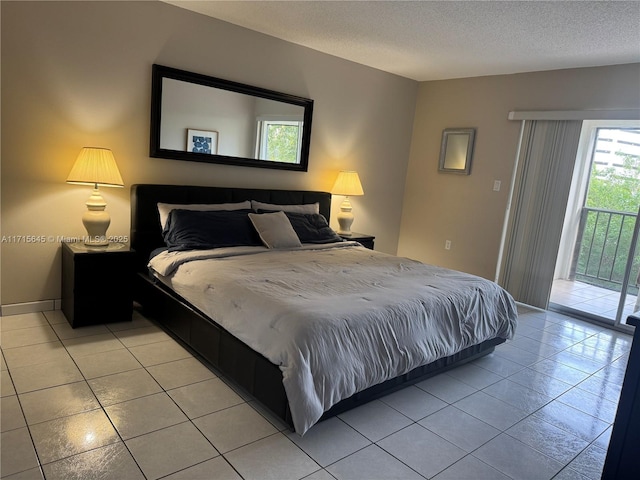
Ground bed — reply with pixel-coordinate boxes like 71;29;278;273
131;184;517;435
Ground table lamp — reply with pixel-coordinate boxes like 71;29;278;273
66;147;124;246
332;170;364;236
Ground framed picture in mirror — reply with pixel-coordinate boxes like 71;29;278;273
187;129;218;154
438;128;475;175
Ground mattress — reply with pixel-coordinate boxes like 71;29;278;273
149;242;518;434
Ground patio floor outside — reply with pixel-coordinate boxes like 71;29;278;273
550;279;638;325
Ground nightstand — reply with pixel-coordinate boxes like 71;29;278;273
340;232;375;250
61;242;134;328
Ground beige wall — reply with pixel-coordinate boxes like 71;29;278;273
0;1;417;306
399;63;640;280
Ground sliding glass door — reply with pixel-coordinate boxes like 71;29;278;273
551;123;640;330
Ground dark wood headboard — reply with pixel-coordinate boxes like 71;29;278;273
130;184;332;270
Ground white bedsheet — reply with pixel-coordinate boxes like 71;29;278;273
149;243;517;435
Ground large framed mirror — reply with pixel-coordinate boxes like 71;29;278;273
150;64;314;171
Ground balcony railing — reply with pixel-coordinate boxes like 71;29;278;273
570;207;640;294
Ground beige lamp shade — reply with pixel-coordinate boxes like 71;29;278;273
66;147;124;187
332;170;364;236
332;171;364;196
67;147;123;247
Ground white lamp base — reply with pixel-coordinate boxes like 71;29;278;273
82;188;111;246
336;196;355;236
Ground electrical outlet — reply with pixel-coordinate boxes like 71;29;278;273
445;240;451;250
493;180;501;191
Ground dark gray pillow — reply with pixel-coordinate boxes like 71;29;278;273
163;209;261;251
281;212;343;244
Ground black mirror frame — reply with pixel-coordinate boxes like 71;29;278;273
150;64;314;172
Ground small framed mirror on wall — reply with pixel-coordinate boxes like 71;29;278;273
438;128;475;175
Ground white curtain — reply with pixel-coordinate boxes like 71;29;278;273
498;120;583;308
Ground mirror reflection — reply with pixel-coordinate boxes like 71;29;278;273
150;65;313;171
438;128;475;175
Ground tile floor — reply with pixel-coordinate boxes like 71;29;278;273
0;306;633;480
550;279;638;323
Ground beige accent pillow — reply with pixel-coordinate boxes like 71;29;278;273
248;211;302;249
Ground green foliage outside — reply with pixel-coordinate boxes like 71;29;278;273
576;152;640;295
265;124;299;164
585;153;640;213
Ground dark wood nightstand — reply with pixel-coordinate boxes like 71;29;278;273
340;232;375;250
61;242;134;328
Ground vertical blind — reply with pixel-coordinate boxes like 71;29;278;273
498;120;583;308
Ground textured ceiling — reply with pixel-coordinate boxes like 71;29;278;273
165;0;640;81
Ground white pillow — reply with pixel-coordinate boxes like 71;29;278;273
158;201;251;229
248;211;302;249
251;200;319;214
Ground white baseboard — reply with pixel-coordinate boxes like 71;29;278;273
0;300;61;317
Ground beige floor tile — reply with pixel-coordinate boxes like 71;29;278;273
147;357;216;390
62;333;125;358
41;441;145;480
112;325;171;348
1;324;58;349
106;312;153;332
226;433;319;480
1;369;16;397
301;470;335;480
248;400;291;432
162;456;242;480
194;403;277;453
0;427;40;477
42;309;69;325
50;322;111;340
128;339;191;366
126;422;218;479
327;444;424;480
379;384;447;421
473;433;564;479
337;400;412;442
2;341;70;369
2;467;46;479
286;417;370;467
10;356;83;394
105;392;187;440
0;312;48;331
168;377;244;419
1;395;27;432
378;424;466;478
419;405;500;453
432;455;510;480
29;409;119;464
88;368;162;406
19;381;100;425
74;348;142;379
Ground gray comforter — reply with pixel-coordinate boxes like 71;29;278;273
149;243;518;435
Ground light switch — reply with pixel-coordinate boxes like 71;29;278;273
493;180;501;191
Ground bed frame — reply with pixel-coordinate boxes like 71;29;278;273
130;184;505;429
